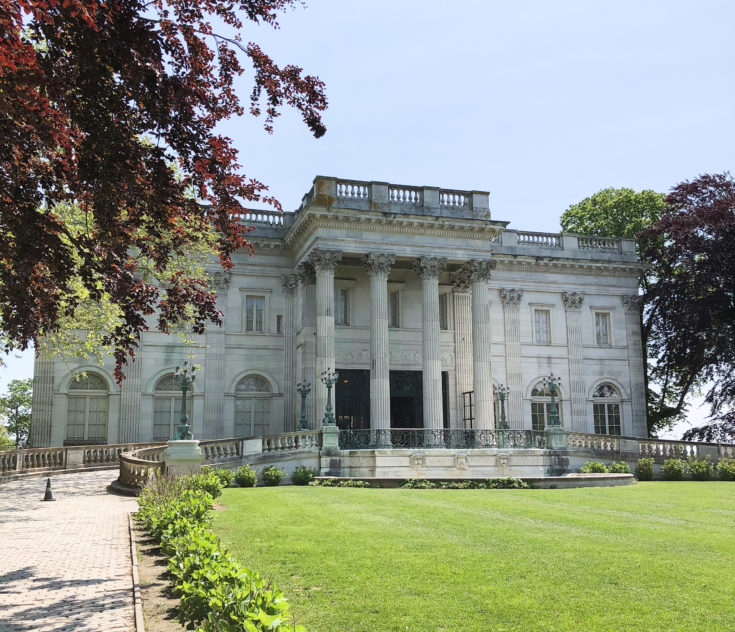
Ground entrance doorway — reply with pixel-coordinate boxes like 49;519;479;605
390;371;423;428
334;369;369;430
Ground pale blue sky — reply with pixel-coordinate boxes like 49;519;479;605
3;0;733;435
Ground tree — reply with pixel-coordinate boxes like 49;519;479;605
0;378;33;448
1;0;327;381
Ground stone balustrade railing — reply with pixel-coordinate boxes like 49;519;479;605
578;236;622;252
231;208;284;226
516;231;563;248
262;430;321;453
565;432;620;453
200;437;246;463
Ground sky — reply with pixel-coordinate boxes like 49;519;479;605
2;0;733;437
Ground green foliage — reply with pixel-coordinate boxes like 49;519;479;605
661;458;687;481
579;461;609;474
291;466;317;486
687;458;713;481
209;468;235;488
0;378;32;448
716;458;735;481
308;478;371;488
607;461;632;474
0;425;13;449
186;470;225;499
234;465;257;488
635;458;654;481
262;465;283;487
400;478;530;490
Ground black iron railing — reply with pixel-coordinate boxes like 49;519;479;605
338;428;547;450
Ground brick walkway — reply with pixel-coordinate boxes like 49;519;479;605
0;471;137;632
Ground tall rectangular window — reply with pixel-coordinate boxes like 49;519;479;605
534;309;550;344
439;293;449;330
276;314;283;334
389;291;400;328
245;296;265;332
334;288;350;325
595;312;611;345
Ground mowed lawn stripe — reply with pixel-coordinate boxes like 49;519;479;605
213;483;735;632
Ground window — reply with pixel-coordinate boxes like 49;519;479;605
276;314;283;334
595;312;611;345
439;293;449;330
234;375;272;437
389;290;400;328
530;382;562;431
462;391;474;429
593;383;621;435
245;295;265;332
534;309;550;344
334;288;350;325
153;374;191;441
66;373;109;443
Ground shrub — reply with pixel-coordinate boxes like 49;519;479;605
402;478;437;489
234;464;257;488
661;458;687;481
607;461;631;474
291;466;317;486
579;461;608;474
485;477;531;489
635;457;654;481
687;457;713;481
717;458;735;481
209;468;234;488
186;470;224;499
262;465;283;487
309;478;371;487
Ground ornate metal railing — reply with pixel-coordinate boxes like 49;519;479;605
339;428;547;450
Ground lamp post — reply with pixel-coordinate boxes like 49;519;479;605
174;361;198;440
320;369;339;426
296;379;311;430
496;384;509;430
542;373;562;428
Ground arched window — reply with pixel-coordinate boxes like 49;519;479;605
530;382;563;431
593;383;621;435
234;375;272;437
67;373;109;443
153;374;191;441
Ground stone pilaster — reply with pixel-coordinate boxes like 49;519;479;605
624;295;648;437
413;256;447;429
118;351;143;442
452;280;472;428
297;263;316;428
307;249;342;424
562;291;586;432
29;347;54;447
203;272;230;438
364;253;395;431
499;288;523;429
281;274;298;432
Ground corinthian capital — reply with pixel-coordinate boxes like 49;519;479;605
499;288;523;307
281;274;298;294
307;249;342;273
562;291;585;311
296;262;316;285
623;295;643;313
413;256;447;280
363;253;395;277
462;259;496;283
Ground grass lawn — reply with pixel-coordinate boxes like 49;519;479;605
213;483;735;632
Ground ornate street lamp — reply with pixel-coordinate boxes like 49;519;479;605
296;379;312;430
320;369;339;426
496;384;510;430
542;373;562;427
173;361;198;440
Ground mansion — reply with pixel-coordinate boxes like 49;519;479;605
30;176;648;448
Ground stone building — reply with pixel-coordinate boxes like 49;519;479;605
30;176;647;447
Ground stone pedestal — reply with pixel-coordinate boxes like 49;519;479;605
165;440;203;477
546;426;567;451
321;424;341;455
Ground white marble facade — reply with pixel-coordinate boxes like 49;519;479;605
30;176;648;447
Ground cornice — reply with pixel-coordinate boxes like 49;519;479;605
492;254;645;278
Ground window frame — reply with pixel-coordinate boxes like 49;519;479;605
388;289;401;328
531;307;552;345
66;373;109;443
592;383;622;435
234;374;273;437
240;289;271;334
594;310;612;346
530;381;563;431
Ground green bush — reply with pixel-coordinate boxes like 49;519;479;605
607;461;631;474
309;478;371;487
635;457;654;481
579;461;609;473
186;470;224;499
717;457;735;481
402;478;437;489
401;478;531;490
661;458;687;481
209;467;234;488
262;465;283;487
485;477;531;489
291;466;317;486
234;464;257;487
687;457;713;481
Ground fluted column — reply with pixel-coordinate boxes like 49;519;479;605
462;259;497;429
203;271;230;438
307;249;342;424
118;351;143;442
29;347;54;447
499;289;524;429
297;263;316;427
452;281;473;428
413;256;447;429
364;253;395;431
281;274;298;432
563;292;586;432
624;295;648;437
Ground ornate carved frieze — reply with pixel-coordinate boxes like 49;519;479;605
210;271;232;291
499;288;523;307
280;274;298;294
562;291;585;311
363;252;395;277
623;295;643;313
307;248;342;273
296;261;316;285
412;256;447;280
